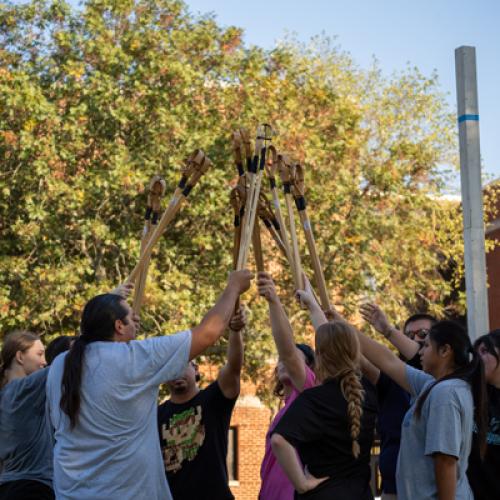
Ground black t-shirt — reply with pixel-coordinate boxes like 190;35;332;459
467;384;500;500
158;381;237;500
273;377;377;500
376;371;411;494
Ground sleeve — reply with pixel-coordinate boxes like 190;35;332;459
405;364;434;397
272;392;321;447
424;392;463;458
302;365;316;390
127;330;192;386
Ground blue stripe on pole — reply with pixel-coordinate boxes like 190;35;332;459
458;114;479;123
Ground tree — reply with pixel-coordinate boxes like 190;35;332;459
0;0;468;401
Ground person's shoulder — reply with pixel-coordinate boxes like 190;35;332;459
429;378;471;402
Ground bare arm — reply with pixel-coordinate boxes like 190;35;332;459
360;303;420;360
360;355;380;385
271;434;328;494
355;327;410;392
257;272;307;391
218;307;246;399
434;453;457;500
295;277;327;330
190;270;253;360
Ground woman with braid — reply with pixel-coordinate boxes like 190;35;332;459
271;283;377;499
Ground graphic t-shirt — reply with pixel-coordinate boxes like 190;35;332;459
397;365;474;500
46;331;191;500
467;384;500;500
273;377;377;500
259;365;316;500
0;369;53;487
158;381;237;500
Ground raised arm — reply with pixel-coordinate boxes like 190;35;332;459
360;303;420;360
355;326;410;392
190;270;253;360
257;272;307;391
217;307;246;399
295;277;328;330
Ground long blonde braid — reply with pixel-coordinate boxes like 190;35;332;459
340;370;364;458
315;320;365;459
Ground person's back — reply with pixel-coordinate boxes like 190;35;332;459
0;370;53;490
47;335;191;500
275;377;377;499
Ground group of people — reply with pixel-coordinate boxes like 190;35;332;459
1;268;499;500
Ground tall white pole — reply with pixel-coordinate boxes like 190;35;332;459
455;46;489;340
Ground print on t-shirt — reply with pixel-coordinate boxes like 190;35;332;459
161;405;205;473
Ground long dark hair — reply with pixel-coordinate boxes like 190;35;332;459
474;329;500;368
60;294;129;427
415;320;488;457
0;330;40;388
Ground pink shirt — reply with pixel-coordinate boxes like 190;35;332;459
259;365;316;500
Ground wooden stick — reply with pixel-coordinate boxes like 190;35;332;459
252;219;265;273
237;124;273;269
278;154;303;291
132;176;166;314
291;162;330;310
265;146;294;266
126;150;211;283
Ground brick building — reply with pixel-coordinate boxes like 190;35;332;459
486;180;500;329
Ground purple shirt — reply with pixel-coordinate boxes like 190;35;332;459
259;365;316;500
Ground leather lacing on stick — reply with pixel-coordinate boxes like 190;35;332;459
132;175;167;314
126;150;212;284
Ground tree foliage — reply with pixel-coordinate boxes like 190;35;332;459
0;0;467;399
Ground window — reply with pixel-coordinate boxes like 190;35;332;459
227;426;238;483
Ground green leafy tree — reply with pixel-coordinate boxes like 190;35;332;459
0;0;471;401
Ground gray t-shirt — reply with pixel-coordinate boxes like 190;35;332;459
46;331;191;500
0;368;53;487
396;365;474;500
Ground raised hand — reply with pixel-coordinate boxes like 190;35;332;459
228;269;253;295
295;275;316;308
229;306;247;332
360;302;391;336
256;271;279;304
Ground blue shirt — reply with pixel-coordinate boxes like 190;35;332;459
0;368;53;487
46;331;191;500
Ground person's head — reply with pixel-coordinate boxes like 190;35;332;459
404;313;437;342
60;294;133;427
167;361;200;396
273;343;315;398
415;320;488;457
46;336;74;365
474;329;500;385
0;330;46;387
315;321;364;458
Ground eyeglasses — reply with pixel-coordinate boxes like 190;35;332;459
406;328;430;340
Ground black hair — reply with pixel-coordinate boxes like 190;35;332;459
60;294;129;428
414;320;488;458
403;313;438;333
474;329;500;369
46;336;74;365
295;343;315;368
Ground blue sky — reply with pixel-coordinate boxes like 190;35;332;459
185;0;500;183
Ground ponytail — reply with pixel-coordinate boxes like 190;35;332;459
60;294;128;427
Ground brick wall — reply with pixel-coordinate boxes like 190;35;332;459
229;395;271;500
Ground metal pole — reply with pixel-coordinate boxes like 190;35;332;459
455;46;489;340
